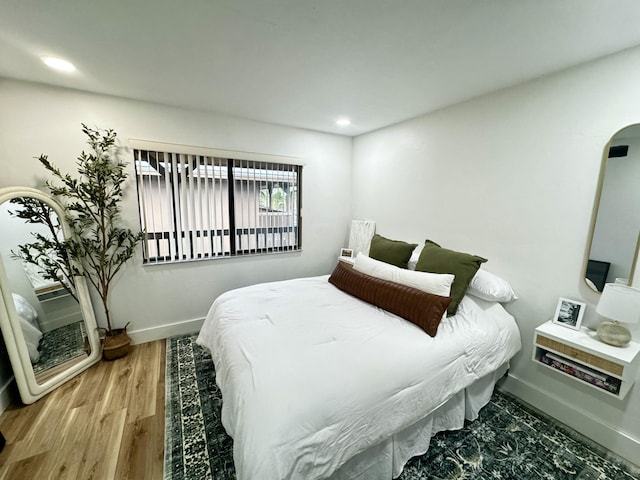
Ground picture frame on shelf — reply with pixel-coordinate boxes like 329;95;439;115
340;248;354;258
552;297;586;330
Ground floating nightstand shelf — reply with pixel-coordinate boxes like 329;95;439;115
533;321;640;399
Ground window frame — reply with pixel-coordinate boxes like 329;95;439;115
131;140;303;264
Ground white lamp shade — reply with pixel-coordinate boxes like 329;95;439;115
596;283;640;325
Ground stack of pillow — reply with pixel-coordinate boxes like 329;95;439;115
364;233;517;315
328;233;517;337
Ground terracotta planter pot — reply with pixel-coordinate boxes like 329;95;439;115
103;328;131;360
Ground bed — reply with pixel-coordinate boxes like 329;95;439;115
196;257;521;480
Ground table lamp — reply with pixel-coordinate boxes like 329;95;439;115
596;283;640;346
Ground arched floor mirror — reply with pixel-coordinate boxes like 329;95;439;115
0;186;101;404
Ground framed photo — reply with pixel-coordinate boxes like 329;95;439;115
552;297;586;330
340;248;354;258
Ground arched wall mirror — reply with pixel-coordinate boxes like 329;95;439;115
584;124;640;293
0;186;101;404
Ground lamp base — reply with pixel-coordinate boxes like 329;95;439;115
597;321;632;347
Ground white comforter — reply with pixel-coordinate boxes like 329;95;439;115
197;275;521;480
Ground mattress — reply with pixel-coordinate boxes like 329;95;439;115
196;274;521;480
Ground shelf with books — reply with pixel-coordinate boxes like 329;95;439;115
533;321;640;399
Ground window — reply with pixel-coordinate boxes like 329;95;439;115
133;146;302;263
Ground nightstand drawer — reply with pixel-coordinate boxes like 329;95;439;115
536;335;624;376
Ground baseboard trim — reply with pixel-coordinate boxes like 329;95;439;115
501;373;640;465
128;317;204;345
39;313;84;333
0;377;15;415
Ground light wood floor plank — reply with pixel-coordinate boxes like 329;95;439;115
10;397;64;463
115;415;157;480
152;342;167;479
0;396;46;443
0;450;48;480
42;402;100;479
71;355;114;409
0;339;167;480
100;347;138;417
15;374;85;463
0;443;16;471
77;408;127;480
125;340;160;424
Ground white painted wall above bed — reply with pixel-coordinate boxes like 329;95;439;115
351;45;640;463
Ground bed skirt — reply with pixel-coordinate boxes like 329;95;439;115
330;363;509;480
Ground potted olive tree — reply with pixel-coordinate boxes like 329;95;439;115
39;124;145;360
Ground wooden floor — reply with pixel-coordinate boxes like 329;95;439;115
0;339;166;480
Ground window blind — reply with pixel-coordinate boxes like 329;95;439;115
134;148;301;263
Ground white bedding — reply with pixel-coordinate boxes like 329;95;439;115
197;274;521;480
13;293;42;363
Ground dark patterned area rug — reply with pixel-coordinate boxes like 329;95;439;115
33;320;87;374
164;334;640;480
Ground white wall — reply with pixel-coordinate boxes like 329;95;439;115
0;79;352;340
352;46;640;462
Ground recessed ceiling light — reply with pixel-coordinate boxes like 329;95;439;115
336;118;351;127
41;56;77;73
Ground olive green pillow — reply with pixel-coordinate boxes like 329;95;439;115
415;240;487;315
369;234;417;269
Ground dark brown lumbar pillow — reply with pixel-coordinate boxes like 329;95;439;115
328;261;451;337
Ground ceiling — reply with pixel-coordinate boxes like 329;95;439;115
3;1;640;136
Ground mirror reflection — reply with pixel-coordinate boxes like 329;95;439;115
585;124;640;292
0;197;91;384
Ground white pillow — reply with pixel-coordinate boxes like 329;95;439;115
407;244;423;271
354;253;396;281
12;293;39;328
19;316;42;364
12;293;42;363
467;269;517;303
354;253;454;297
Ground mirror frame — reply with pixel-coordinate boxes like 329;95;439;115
0;186;101;404
583;125;640;293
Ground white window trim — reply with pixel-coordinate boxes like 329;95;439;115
129;139;304;166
